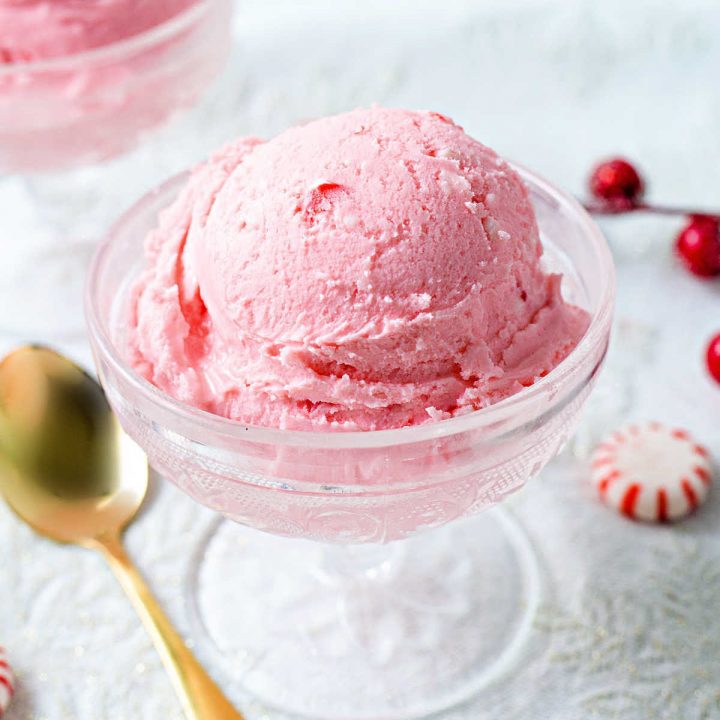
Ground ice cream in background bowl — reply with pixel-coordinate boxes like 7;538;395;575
0;0;233;343
0;0;195;62
0;0;233;172
87;107;614;719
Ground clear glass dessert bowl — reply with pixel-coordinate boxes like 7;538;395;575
0;0;232;343
86;166;615;720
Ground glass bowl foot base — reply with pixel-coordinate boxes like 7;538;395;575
187;508;540;720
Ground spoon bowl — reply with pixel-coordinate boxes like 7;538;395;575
0;345;146;545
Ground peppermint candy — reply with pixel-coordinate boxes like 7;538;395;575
0;646;13;717
591;422;713;522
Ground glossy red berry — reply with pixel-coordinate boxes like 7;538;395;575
589;158;644;208
675;215;720;277
707;333;720;385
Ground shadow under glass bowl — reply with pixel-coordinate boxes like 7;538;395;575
86;164;615;720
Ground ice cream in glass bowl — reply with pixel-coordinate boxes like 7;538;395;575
0;0;232;341
86;107;614;719
0;0;232;172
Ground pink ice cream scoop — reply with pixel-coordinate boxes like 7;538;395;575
0;0;195;63
128;107;590;431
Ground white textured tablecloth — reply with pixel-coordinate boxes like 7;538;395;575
2;1;720;718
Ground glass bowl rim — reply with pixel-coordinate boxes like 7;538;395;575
85;161;615;450
0;0;220;77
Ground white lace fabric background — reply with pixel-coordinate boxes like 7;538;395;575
2;1;720;718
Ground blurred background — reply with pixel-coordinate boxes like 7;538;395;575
171;0;720;210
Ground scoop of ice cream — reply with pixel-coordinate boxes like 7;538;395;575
128;107;589;430
0;0;195;63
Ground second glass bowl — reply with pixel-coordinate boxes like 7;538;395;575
0;0;232;343
0;0;233;174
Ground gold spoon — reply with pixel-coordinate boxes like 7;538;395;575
0;346;244;720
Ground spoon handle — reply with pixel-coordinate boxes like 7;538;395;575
92;532;245;720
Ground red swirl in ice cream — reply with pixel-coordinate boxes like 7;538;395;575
0;0;195;63
128;107;590;430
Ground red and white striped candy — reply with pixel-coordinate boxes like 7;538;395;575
591;422;713;522
0;646;13;717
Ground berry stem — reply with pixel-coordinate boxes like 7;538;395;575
584;200;720;221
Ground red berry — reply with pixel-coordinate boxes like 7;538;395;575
589;158;644;208
707;333;720;384
675;215;720;277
